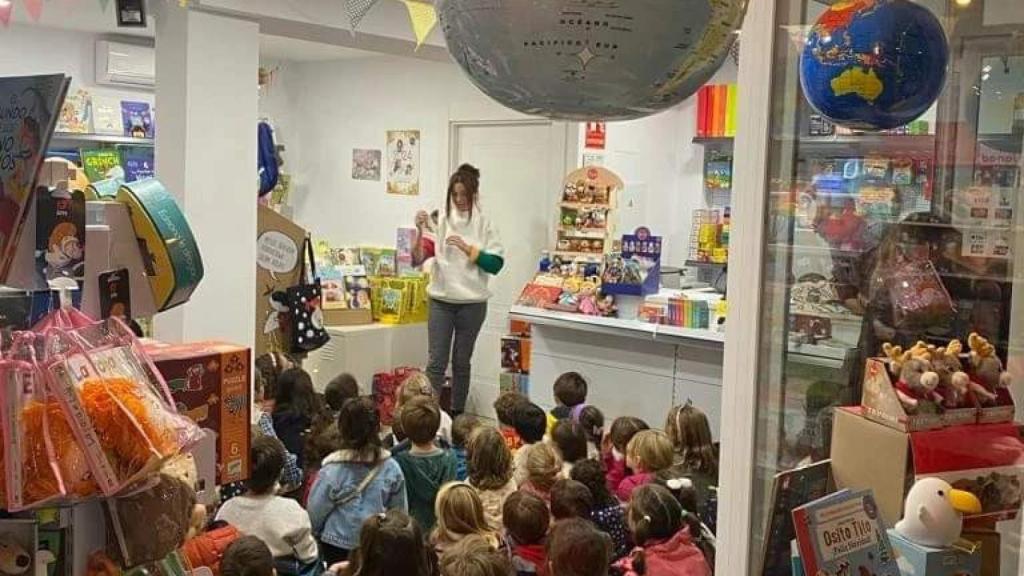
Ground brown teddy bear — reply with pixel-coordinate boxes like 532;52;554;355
967;333;1012;406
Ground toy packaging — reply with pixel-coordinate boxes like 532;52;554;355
888;529;981;576
144;341;252;486
601;227;661;297
791;489;898;576
361;247;397;277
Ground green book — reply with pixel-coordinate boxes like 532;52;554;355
80;148;122;182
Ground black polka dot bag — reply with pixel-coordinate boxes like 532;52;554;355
286;235;330;354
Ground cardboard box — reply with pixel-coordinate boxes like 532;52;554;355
323;308;373;326
962;529;1000;576
256;206;307;357
888;529;981;576
831;407;1024;526
145;341;251;485
862;358;959;431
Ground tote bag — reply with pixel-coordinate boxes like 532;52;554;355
286;236;330;353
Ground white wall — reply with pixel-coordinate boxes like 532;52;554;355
0;24;154;110
264;55;539;248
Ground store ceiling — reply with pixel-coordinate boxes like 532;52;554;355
259;35;378;63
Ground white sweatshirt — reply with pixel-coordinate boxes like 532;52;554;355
427;207;504;303
216;493;319;562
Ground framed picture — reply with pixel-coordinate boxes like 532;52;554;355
117;0;147;27
352;149;382;181
386;130;420;195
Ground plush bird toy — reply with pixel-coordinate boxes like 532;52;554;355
895;477;982;548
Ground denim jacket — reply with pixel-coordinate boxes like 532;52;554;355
307;448;407;551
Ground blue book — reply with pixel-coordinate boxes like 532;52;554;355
119;145;155;182
792;489;897;576
120;101;154;138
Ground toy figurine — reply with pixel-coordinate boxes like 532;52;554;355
968;333;1012;405
930;340;972;409
597;294;617;317
883;342;942;414
577;283;599;315
895;477;981;548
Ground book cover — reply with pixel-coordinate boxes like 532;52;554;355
761;460;833;576
56;87;93;134
792;489;897;576
517;284;562;307
697;86;709;138
119;145;155;182
396;227;418;276
80;149;123;182
92;95;122;135
120;101;153;138
714;84;728;137
726;84;738;137
35;188;86;283
0;74;70;282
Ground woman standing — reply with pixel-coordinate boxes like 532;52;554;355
413;164;504;416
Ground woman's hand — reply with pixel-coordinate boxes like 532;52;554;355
327;561;350;575
446;235;472;256
415;210;429;230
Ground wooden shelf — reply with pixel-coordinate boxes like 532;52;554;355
558;227;607;239
552;250;604;260
560;202;611;210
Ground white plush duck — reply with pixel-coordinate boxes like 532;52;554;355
895;477;982;548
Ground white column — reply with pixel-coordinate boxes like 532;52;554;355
154;6;259;349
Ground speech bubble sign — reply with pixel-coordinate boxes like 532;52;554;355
257;231;299;279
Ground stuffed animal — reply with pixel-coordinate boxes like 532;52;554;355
895;477;981;548
883;342;942;414
930;340;972;409
0;539;31;575
968;333;1011;405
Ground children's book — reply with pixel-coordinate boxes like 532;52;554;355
120;101;153;138
92;95;122;135
791;489;898;576
396;227;418;276
119;145;155;182
80;149;123;182
56;88;93;134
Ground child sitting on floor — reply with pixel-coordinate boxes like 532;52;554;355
546;518;612;576
216;437;319;568
512;403;549;487
547;372;588;434
467;426;517;532
493;391;528;453
431;481;500;555
452;413;481;482
394;396;458;532
503;490;550;576
614;484;711;576
660;403;719;531
549;479;593;521
618;430;675;502
550;419;588;478
333;510;435;576
439;534;513;576
571;459;632;560
603;416;650;495
576;405;605;460
520;443;562;505
221;536;275;576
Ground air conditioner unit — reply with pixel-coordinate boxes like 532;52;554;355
95;40;155;88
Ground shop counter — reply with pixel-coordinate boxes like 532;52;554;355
508;305;726;435
304;322;428;393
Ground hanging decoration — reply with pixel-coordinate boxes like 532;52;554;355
23;0;43;21
0;1;12;27
345;0;379;33
401;0;436;50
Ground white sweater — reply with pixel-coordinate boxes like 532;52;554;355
427;207;504;303
216;493;319;562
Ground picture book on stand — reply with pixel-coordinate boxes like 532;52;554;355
120;101;153;138
0;74;71;283
120;145;155;182
792;489;898;576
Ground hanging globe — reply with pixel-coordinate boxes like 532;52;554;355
436;0;749;121
800;0;949;131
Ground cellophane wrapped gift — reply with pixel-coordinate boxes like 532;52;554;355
40;316;203;495
0;331;98;511
886;259;954;329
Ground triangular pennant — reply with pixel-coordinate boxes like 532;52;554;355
98;0;111;12
0;2;11;27
345;0;378;33
23;0;42;21
401;0;436;50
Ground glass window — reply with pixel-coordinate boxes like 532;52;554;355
751;0;1023;573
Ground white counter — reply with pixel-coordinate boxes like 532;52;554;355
509;305;725;436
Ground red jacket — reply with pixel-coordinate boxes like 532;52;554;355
614;528;711;576
616;472;654;503
603;450;628;495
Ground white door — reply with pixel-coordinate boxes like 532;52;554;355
451;121;570;418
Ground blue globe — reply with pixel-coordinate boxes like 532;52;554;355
800;0;949;131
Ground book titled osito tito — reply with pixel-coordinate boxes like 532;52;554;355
792;489;898;576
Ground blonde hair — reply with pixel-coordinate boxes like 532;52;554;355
525;443;563;491
626;430;674;474
397;372;437;406
467;426;513;491
432;482;498;551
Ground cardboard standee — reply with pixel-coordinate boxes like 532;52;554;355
255;206;307;357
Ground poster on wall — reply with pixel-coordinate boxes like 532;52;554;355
386;130;420;195
352;148;382;181
585;121;606;149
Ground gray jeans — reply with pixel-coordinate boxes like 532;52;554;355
426;298;487;413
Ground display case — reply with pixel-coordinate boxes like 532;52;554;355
719;1;1024;574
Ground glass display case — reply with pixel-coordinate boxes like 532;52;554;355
722;0;1024;574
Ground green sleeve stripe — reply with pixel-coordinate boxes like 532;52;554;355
477;252;505;275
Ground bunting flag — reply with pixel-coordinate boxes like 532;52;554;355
23;0;42;21
345;0;378;33
401;0;436;50
0;1;11;27
98;0;111;12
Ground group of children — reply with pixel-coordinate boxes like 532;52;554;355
207;360;719;576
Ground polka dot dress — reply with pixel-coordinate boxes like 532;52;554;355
592;503;632;560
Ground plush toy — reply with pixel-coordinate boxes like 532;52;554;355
0;539;31;575
968;333;1011;406
929;340;972;409
895;477;982;548
883;342;942;414
577;281;600;315
597;294;617;317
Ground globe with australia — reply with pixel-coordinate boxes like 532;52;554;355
800;0;949;131
436;0;748;122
